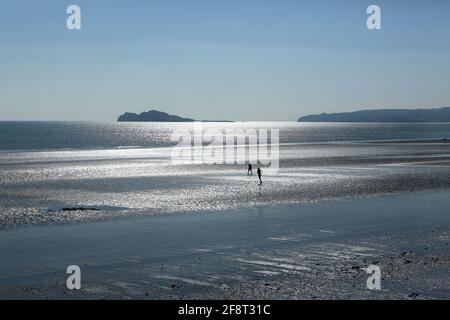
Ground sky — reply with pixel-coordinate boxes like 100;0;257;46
1;0;450;122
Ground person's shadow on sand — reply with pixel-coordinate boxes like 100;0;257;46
257;183;262;195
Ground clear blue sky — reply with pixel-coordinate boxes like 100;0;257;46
1;0;450;121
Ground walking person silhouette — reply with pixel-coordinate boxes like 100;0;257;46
257;167;262;185
248;163;253;176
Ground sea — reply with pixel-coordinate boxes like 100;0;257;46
1;121;450;150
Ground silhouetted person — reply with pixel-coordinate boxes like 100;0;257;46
248;163;253;175
257;167;262;185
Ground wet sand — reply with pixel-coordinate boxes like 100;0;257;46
2;140;450;228
0;190;449;299
1;137;450;299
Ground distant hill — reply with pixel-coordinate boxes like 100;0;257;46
118;110;194;122
118;110;234;122
297;107;450;122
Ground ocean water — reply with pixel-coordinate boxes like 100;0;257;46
2;121;450;150
1;121;450;228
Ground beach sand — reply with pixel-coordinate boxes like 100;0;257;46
2;140;450;228
0;190;449;299
1;137;450;299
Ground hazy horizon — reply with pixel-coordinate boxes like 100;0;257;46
3;105;450;123
1;0;450;121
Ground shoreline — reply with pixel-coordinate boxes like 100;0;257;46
0;136;449;154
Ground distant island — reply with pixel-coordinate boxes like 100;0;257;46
298;107;450;122
118;110;194;122
118;110;233;122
